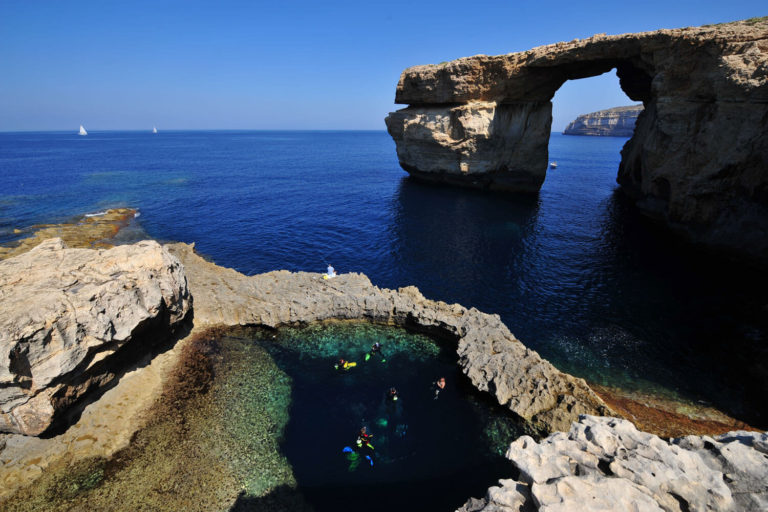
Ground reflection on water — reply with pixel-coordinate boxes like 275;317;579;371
390;149;767;426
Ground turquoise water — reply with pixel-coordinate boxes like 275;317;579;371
0;131;765;426
226;323;522;511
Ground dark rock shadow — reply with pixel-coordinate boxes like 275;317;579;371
230;486;314;512
41;310;195;438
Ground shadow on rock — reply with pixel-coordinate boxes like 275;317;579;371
230;486;314;512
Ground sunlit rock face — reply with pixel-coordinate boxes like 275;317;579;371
563;105;642;136
0;239;190;436
386;19;768;262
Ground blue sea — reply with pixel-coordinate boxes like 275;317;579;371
1;130;766;426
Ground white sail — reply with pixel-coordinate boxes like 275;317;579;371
79;125;87;136
152;125;158;134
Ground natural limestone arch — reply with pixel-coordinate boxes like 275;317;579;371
386;20;768;262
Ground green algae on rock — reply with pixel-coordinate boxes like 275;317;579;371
3;322;524;511
0;328;298;511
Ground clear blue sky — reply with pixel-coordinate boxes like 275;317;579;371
1;1;764;131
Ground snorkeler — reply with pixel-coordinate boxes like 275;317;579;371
386;387;399;403
365;341;386;362
432;376;446;399
357;426;374;448
334;358;357;371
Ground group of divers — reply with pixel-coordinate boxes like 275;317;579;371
325;264;448;470
334;338;447;471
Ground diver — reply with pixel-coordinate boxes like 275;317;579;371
385;386;399;403
355;426;375;463
334;358;356;371
432;376;446;399
356;426;374;450
365;341;386;362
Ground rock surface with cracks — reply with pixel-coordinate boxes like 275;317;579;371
166;242;611;433
386;18;768;263
460;415;768;512
0;238;191;436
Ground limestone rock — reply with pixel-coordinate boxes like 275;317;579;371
563;105;643;136
166;242;610;433
0;238;190;435
386;18;768;263
461;415;768;511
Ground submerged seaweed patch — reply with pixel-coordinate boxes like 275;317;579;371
4;322;523;511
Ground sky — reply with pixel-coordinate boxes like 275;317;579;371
0;1;765;131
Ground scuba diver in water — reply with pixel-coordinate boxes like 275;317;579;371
432;376;446;399
365;341;386;362
334;358;356;371
343;427;374;469
356;426;374;451
386;386;399;403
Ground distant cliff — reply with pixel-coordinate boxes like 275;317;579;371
563;105;643;136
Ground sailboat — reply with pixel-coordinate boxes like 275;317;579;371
152;125;158;134
78;125;88;136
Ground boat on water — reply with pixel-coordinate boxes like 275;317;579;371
549;161;557;169
152;125;158;134
78;125;88;136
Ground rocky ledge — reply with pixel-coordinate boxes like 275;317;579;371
166;242;611;433
461;415;768;512
563;105;643;136
386;18;768;262
0;238;190;435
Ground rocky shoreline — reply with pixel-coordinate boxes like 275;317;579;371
1;232;765;509
460;415;768;511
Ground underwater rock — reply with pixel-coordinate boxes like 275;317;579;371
0;238;190;435
0;208;137;261
167;242;610;433
386;18;768;263
461;415;768;511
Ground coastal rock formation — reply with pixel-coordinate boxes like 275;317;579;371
386;18;768;262
460;415;768;512
563;105;643;136
167;242;610;433
0;238;190;436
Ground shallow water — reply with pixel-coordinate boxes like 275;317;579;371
0;131;765;425
2;323;520;512
257;323;520;511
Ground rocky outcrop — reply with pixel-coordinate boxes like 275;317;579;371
461;415;768;512
385;18;768;262
167;242;610;433
0;238;190;435
563;105;643;136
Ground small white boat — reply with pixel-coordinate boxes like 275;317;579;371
78;125;88;136
152;125;158;134
549;161;558;169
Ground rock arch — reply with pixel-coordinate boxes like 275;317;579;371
385;19;768;262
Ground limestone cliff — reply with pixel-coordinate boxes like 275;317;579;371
563;105;643;136
385;18;768;262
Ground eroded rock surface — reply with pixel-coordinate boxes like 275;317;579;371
460;415;768;512
0;238;190;435
167;242;610;433
386;18;768;262
563;105;643;136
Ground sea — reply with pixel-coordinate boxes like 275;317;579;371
1;130;766;426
